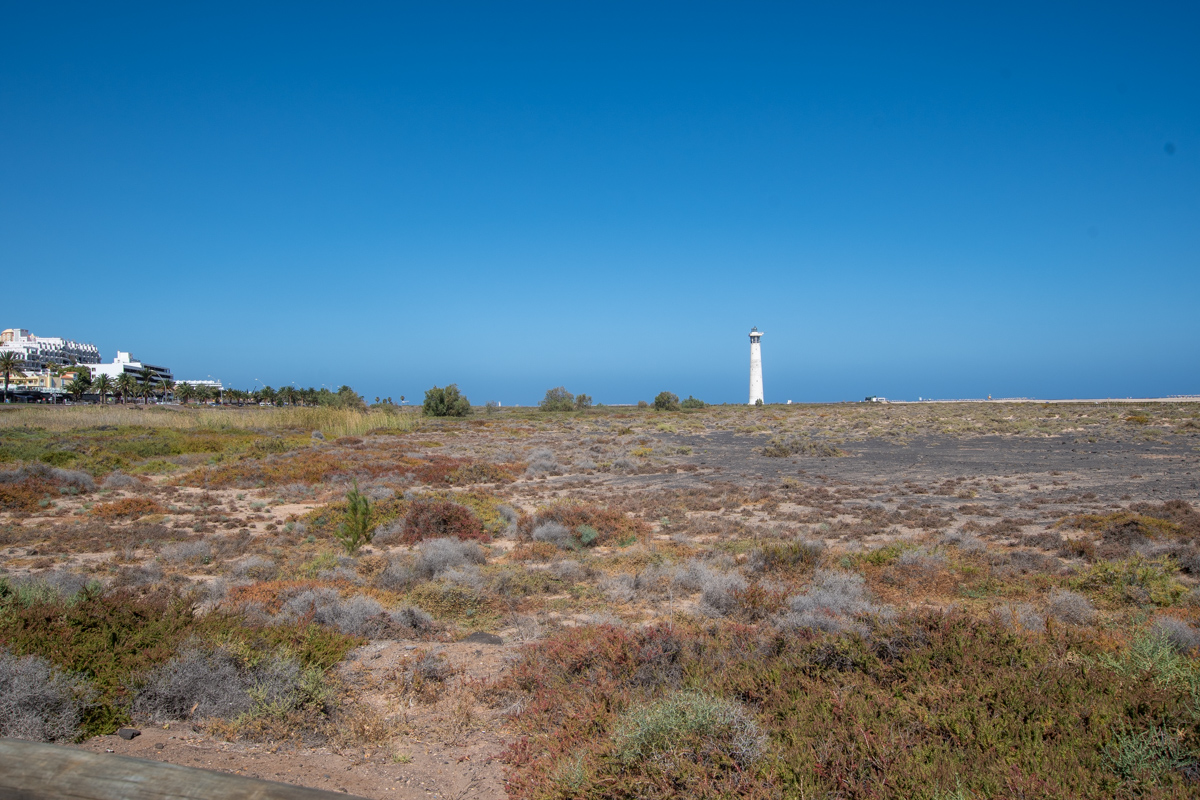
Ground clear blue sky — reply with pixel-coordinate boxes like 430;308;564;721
2;3;1197;404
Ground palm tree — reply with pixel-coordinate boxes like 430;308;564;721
92;374;113;405
159;378;175;404
65;368;92;402
115;372;137;405
0;351;26;403
176;382;195;405
138;371;157;405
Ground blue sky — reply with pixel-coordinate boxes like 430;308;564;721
2;2;1197;404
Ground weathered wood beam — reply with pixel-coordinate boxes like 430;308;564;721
0;739;370;800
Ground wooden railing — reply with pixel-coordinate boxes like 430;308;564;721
0;739;369;800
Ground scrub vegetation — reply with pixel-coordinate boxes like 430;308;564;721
0;399;1198;798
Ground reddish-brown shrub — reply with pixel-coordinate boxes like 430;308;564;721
92;497;166;520
401;500;489;544
521;501;649;546
0;479;54;512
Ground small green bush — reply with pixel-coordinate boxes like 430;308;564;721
574;393;592;410
653;392;680;411
539;387;575;412
1103;723;1193;785
423;384;471;417
610;690;767;768
680;395;705;409
333;482;372;555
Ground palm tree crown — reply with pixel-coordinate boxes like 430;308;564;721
115;372;137;405
92;374;113;405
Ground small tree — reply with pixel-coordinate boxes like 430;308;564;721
137;372;156;405
334;482;373;555
176;383;194;405
653;391;680;411
115;372;136;405
680;395;705;409
539;386;575;412
92;374;113;405
574;393;593;410
66;370;92;402
423;384;471;417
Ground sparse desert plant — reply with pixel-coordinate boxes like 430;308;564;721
548;560;585;582
532;522;575;550
273;589;398;637
159;540;212;565
133;644;325;723
637;400;649;409
748;539;825;574
374;559;417;592
0;462;96;493
574;393;593;410
609;689;767;769
101;472;143;490
653;391;680;411
496;505;520;538
940;529;986;553
992;603;1045;632
230;556;278;582
422;384;471;417
0;648;90;742
525;448;561;476
697;571;748;618
132;644;255;721
763;435;847;458
1150;617;1200;653
392;605;436;634
780;569;883;635
334;482;372;555
1046;588;1096;626
401;500;488;544
414;537;487;579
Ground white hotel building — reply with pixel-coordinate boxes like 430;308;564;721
0;328;100;370
90;351;173;384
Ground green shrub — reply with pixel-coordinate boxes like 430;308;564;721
423;384;471;417
610;690;767;768
333;482;372;555
653;392;680;411
1103;723;1194;785
680;395;705;409
1071;556;1187;607
574;393;592;410
539;387;575;412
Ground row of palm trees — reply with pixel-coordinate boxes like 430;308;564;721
0;351;358;409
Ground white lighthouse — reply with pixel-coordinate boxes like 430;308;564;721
748;327;764;405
